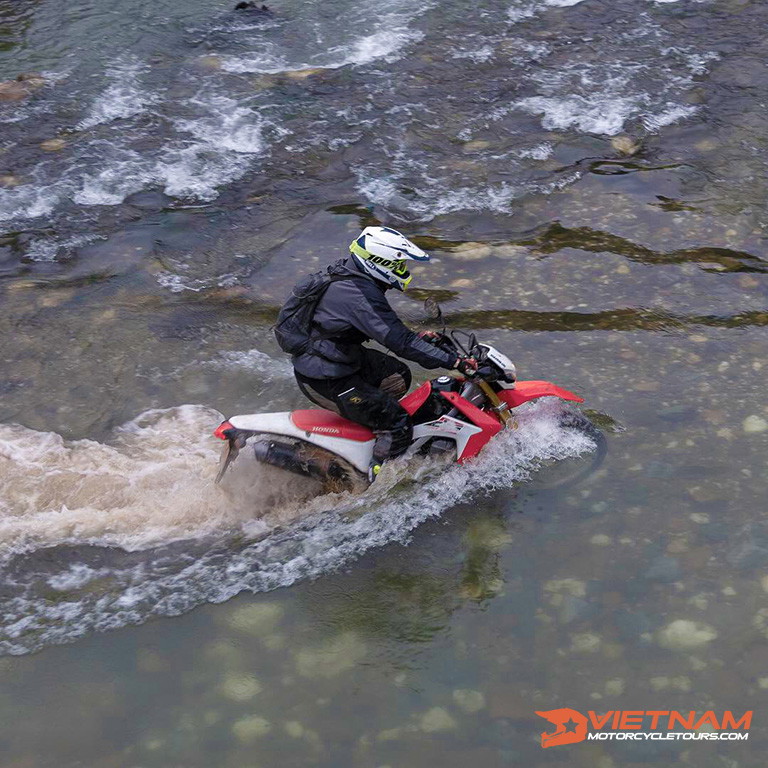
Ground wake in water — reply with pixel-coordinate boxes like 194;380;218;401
0;398;596;655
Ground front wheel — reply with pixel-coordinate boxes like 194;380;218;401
527;411;607;491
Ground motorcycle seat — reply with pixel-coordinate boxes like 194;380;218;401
291;409;375;442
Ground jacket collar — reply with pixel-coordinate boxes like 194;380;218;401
332;256;388;290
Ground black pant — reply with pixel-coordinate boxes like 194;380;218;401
295;349;413;461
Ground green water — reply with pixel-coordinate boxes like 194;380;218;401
1;0;767;765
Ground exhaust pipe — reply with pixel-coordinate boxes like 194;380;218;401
252;439;328;480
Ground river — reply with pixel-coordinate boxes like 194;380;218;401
0;0;766;765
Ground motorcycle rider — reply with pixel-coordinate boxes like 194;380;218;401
280;226;479;481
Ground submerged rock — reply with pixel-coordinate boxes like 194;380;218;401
226;602;284;635
0;73;45;102
40;138;67;152
420;707;457;732
610;135;641;156
219;673;262;701
453;689;486;713
571;633;602;653
284;68;327;80
743;415;768;434
284;720;304;738
234;1;272;12
0;175;21;188
657;619;717;650
295;632;367;678
644;556;681;583
543;578;587;604
448;242;493;261
0;81;32;102
232;715;272;743
198;55;222;70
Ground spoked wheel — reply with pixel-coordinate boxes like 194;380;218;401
526;412;608;491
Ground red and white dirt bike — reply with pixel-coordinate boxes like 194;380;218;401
213;320;603;492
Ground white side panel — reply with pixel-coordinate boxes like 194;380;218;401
229;412;374;473
412;416;483;460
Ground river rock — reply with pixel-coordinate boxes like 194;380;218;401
198;55;222;70
743;415;768;434
420;707;457;732
644;555;681;583
449;242;493;260
493;244;529;259
40;139;67;152
284;67;326;80
125;190;173;210
611;135;640;156
231;715;272;743
234;1;273;12
0;175;21;188
0;81;31;101
280;721;303;739
220;673;262;701
0;73;46;100
571;632;601;653
462;140;491;152
657;619;717;650
226;602;284;635
295;632;366;678
453;689;486;713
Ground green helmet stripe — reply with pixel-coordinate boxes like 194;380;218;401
349;240;370;260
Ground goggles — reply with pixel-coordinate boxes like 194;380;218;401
392;259;410;277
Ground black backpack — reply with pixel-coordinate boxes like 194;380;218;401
274;267;365;356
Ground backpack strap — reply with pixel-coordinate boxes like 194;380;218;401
310;272;372;341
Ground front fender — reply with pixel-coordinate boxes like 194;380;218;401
498;380;584;409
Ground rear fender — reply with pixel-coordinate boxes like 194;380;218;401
498;380;584;409
226;412;374;473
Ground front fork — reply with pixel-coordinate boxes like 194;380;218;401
476;380;512;426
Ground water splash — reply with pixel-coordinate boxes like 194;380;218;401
0;399;596;655
77;57;156;130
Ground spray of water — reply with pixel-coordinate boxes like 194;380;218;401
0;398;596;655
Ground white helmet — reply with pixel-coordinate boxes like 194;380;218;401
349;226;429;291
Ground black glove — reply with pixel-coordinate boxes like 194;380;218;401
455;357;479;377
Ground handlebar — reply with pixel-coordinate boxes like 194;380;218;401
424;332;501;382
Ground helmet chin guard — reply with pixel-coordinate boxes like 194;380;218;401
349;226;429;291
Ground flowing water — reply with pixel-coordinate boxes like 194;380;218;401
0;0;767;765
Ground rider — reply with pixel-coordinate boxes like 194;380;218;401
283;226;479;480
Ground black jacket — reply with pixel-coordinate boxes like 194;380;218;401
291;257;456;379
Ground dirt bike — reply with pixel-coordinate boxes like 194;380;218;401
213;304;603;491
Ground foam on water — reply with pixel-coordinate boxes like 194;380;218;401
219;0;429;74
76;57;155;130
0;399;596;654
0;181;67;224
507;0;586;24
511;13;714;136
